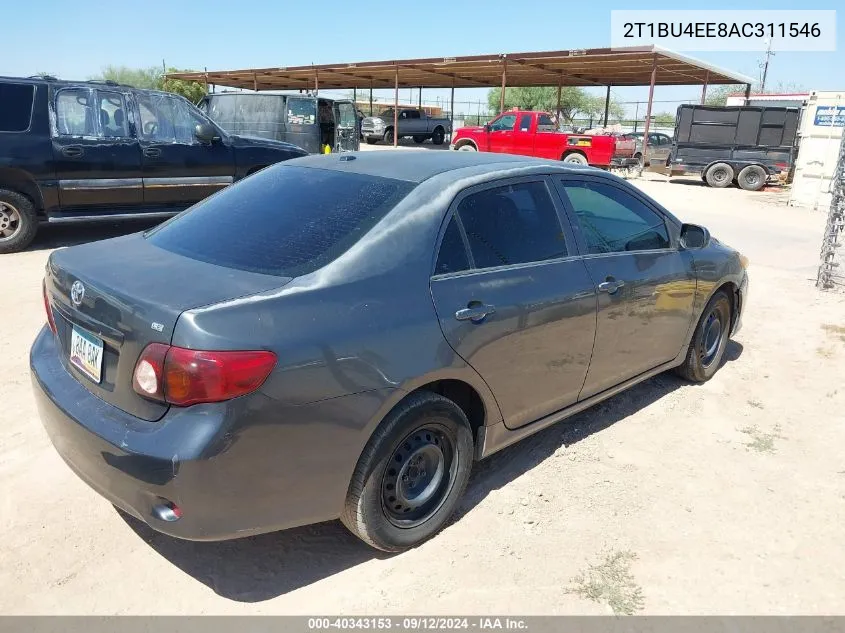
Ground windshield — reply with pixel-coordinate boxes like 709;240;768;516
147;166;415;277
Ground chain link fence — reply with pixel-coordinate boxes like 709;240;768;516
817;130;845;291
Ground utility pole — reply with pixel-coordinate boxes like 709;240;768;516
760;39;775;93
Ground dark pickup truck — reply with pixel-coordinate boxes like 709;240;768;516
0;76;307;253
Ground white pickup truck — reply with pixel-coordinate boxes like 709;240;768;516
361;108;452;145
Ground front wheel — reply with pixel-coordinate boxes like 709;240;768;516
675;290;732;383
340;392;473;552
456;143;476;152
0;189;38;254
383;129;395;145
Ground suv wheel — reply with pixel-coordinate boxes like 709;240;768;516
0;190;38;254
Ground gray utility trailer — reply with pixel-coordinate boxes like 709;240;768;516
669;104;800;191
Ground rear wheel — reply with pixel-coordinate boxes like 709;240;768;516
431;127;446;145
413;135;426;144
705;162;734;188
737;164;767;191
675;290;732;383
0;189;38;255
562;152;588;165
340;391;473;552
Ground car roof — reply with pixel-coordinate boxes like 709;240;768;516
286;150;593;183
0;75;182;98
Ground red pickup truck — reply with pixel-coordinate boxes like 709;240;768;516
450;109;638;168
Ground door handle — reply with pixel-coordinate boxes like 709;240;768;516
597;279;625;294
61;146;83;158
455;303;496;322
143;148;162;158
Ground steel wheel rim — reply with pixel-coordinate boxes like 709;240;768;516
700;310;723;367
0;202;21;241
713;169;729;184
381;425;456;528
744;172;760;187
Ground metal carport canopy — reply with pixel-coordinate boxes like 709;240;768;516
167;45;753;91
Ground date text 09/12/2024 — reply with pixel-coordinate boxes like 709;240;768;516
307;618;528;631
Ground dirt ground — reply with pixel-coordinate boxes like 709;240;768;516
2;160;844;615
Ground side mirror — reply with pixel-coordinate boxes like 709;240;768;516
483;123;491;132
195;123;219;144
680;223;710;249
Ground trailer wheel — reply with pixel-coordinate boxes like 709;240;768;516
737;165;767;192
705;162;734;188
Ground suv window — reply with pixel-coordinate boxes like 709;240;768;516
0;83;35;132
137;93;206;143
434;219;470;275
456;181;567;269
147;166;415;277
517;114;532;132
97;90;129;137
559;181;670;254
56;89;96;136
489;114;516;132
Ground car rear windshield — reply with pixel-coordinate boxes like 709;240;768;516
0;83;35;132
146;166;414;277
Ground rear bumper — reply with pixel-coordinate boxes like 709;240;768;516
30;326;395;541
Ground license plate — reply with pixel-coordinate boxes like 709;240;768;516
69;325;104;384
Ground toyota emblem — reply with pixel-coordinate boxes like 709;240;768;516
70;281;85;306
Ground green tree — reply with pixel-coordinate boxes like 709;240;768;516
487;86;623;124
651;112;676;126
94;65;161;89
92;65;206;104
160;69;207;104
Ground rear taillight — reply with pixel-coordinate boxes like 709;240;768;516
132;344;276;407
43;280;57;335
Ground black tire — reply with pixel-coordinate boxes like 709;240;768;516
456;143;477;152
737;164;767;191
413;135;426;144
431;127;445;145
383;129;395;145
340;391;473;552
705;162;734;188
365;138;379;145
675;290;732;383
562;152;588;165
0;189;38;255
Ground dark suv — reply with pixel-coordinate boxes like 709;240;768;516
0;76;308;253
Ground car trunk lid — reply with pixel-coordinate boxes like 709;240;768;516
45;233;289;421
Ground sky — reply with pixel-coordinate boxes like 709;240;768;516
3;0;842;118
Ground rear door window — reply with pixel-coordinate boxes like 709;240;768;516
455;181;568;269
0;83;35;132
96;90;130;137
147;166;414;277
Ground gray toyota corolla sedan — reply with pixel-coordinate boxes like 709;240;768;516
31;151;747;552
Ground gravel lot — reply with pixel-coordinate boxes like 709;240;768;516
2;161;844;615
